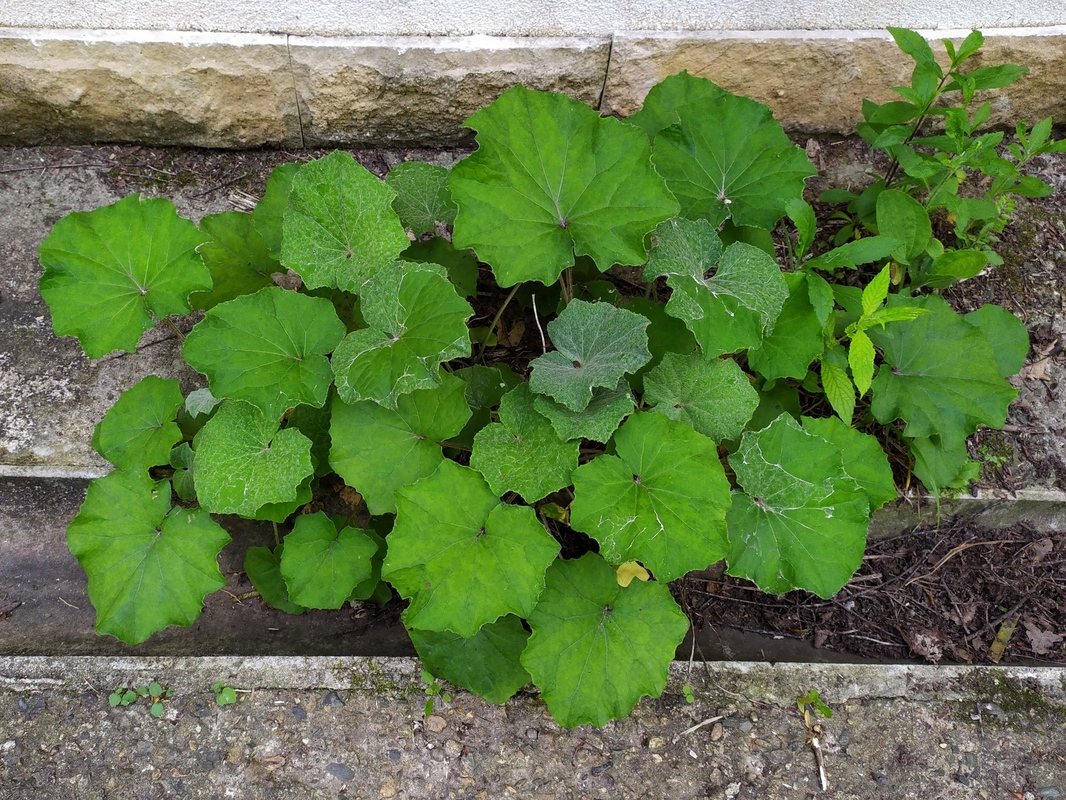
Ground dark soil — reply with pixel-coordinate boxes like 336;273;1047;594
5;137;1064;668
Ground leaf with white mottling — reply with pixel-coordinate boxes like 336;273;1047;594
643;353;757;443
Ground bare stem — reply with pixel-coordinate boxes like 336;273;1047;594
478;283;521;362
272;521;280;548
163;316;185;342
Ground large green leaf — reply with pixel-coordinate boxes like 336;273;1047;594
329;372;472;514
279;512;378;609
643;353;758;443
907;433;978;492
91;376;184;469
183;287;346;419
620;297;696;392
868;295;1018;442
628;70;726;138
400;237;479;299
332;262;473;408
450;85;679;287
191;211;278;310
67;468;230;645
746;272;825;380
521;553;688;728
726;415;870;598
39;194;211;358
244;544;307;615
875;189;931;264
281;151;410;293
193;400;313;517
386;161;457;236
408;615;531;705
453;364;524;446
801;416;896;511
964;304;1030;378
252;162;300;259
570;412;732;581
470;384;579;502
532;381;635;443
528;299;651;411
383;461;560;637
650;78;816;229
646;219;789;356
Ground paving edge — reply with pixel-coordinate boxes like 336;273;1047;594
2;657;1065;708
2;26;1066;145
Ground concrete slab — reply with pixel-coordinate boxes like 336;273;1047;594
0;656;1063;798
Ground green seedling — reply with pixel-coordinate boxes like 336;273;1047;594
108;682;173;717
212;682;238;706
421;670;452;717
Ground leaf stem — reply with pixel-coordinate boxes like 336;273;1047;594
559;267;574;304
478;283;521;362
437;440;473;452
162;316;186;342
272;521;280;548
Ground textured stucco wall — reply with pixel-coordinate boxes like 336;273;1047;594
2;0;1065;37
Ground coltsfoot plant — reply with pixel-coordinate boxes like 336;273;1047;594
40;29;1057;728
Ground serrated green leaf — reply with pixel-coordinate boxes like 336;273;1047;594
914;249;988;288
450;85;678;287
747;272;825;380
869;295;1017;441
907;433;978;492
408;615;531;705
279;512;378;609
471;384;579;502
67;468;230;645
329;372;471;514
861;265;891;317
805;272;835;327
644;217;725;283
820;360;856;426
532;381;635;443
848;330;876;397
627;70;727;137
804;236;902;272
570;412;732;581
400;237;479;299
521;552;688;728
193;400;313;517
875;189;931;264
801;416;896;511
184;388;220;418
91;376;184;469
252;162;300;259
247;475;313;523
888;27;937;66
528;300;651;411
651;83;816;229
643;353;757;442
191;211;278;310
620;297;697;392
383;461;560;636
964;304;1029;378
39;194;211;358
387;161;457;235
183;287;346;419
862;306;929;328
786;199;817;261
281;151;410;293
726;415;870;598
332;262;473;408
244;544;307;615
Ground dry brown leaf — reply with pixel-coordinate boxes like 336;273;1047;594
1023;619;1063;655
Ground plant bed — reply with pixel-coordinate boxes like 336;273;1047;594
7;28;1066;728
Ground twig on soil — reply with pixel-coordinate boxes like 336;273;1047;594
672;715;724;744
0;162;113;174
531;294;547;354
192;171;253;198
905;539;1016;586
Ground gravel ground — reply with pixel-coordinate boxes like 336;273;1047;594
2;658;1065;799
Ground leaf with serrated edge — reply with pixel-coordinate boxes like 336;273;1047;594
533;381;635;442
191;211;278;310
92;376;184;469
628;70;726;138
252;162;300;259
470;384;579;502
801;416;896;511
383;461;560;637
281;151;409;293
848;330;876;397
183;287;346;420
67;468;230;645
571;412;732;581
651;79;816;229
621;297;697;392
747;272;825;380
521;552;688;728
244;544;307;615
528;300;651;412
193;400;313;517
643;353;758;442
726;415;870;598
400;237;479;299
868;295;1017;442
329;372;471;514
332;262;473;408
39;194;211;358
820;360;856;427
387;161;457;236
408;615;531;705
280;512;378;609
964;304;1030;378
450;85;678;287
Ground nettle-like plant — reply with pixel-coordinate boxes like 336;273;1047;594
40;29;1058;728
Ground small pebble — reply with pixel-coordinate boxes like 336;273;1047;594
1037;789;1062;799
326;763;354;781
524;728;539;741
738;721;753;733
320;691;345;708
444;739;463;759
710;723;723;742
291;706;307;720
380;779;398;798
424;715;447;733
1;741;15;751
388;749;401;761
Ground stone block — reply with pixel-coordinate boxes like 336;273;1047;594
288;35;612;146
0;29;302;147
603;28;1066;133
